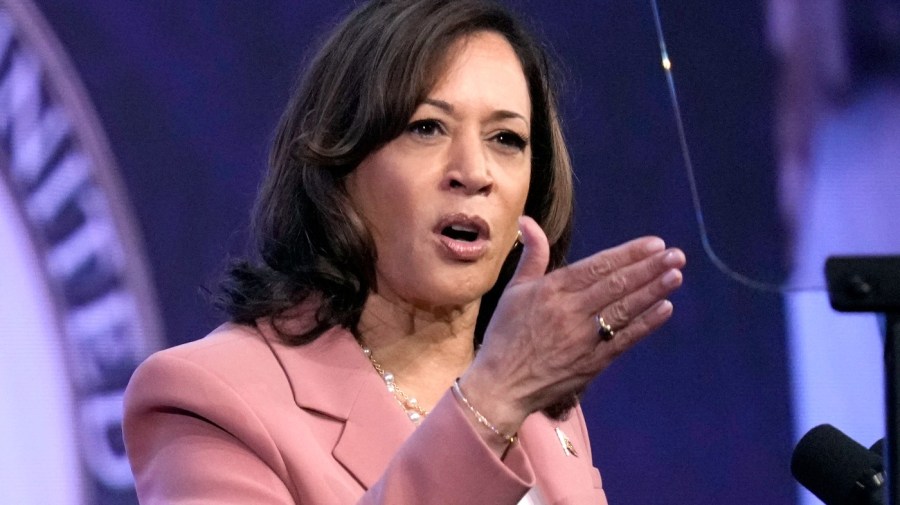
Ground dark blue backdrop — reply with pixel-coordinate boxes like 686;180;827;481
37;1;794;503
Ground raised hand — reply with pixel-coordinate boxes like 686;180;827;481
460;215;686;443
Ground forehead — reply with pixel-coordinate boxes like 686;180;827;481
427;31;531;117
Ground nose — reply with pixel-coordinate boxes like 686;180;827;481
443;132;493;195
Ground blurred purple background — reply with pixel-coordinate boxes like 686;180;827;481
4;1;896;503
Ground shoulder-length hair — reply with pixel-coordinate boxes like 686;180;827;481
219;0;574;345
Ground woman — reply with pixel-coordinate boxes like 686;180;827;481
123;1;686;503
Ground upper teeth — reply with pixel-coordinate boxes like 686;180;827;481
450;224;477;233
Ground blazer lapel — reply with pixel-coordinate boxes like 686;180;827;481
520;412;604;505
259;322;415;489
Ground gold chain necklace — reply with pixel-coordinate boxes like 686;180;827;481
361;345;428;424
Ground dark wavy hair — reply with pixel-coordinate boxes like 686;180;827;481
219;0;574;348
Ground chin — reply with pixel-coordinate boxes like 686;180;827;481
378;256;504;312
391;274;492;313
440;267;501;300
414;284;488;312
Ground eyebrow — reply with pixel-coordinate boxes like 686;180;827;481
422;98;529;126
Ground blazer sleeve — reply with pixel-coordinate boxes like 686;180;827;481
124;350;537;505
363;391;536;504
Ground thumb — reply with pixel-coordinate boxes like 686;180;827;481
509;215;550;286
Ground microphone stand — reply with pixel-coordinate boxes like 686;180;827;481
886;312;900;504
826;256;900;505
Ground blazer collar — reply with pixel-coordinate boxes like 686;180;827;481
257;320;600;501
259;321;414;488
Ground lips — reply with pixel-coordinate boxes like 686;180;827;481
434;213;491;261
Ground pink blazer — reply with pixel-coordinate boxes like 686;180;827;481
123;321;608;504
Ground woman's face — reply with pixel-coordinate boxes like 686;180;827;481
345;31;532;313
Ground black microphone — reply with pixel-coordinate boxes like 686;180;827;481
791;424;885;505
870;438;885;457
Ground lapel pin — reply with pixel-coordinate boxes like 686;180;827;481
554;427;578;457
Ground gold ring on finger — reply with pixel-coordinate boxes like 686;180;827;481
595;315;616;342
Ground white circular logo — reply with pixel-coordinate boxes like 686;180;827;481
0;2;163;503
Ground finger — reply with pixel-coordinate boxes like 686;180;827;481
594;299;675;363
507;215;550;286
596;263;683;330
580;248;686;317
558;236;666;292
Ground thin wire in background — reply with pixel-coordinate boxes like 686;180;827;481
648;0;824;293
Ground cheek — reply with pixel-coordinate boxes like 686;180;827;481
348;166;412;241
359;186;429;278
519;177;531;210
511;169;531;216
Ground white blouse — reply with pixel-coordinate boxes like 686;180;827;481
519;487;544;505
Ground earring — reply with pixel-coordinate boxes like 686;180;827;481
513;230;523;250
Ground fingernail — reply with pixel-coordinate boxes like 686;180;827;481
662;250;683;267
656;300;673;315
662;269;681;287
645;238;665;253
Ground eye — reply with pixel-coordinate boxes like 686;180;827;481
406;119;445;138
492;131;529;151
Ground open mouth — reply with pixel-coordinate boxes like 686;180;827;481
434;214;490;261
435;214;490;242
441;224;480;242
